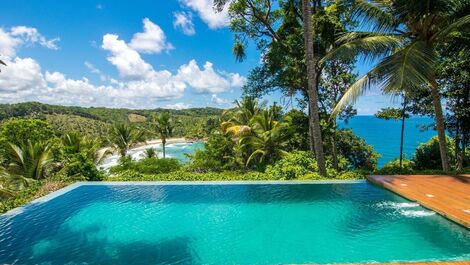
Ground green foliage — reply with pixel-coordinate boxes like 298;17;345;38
188;134;235;172
413;136;455;170
107;170;364;182
264;151;352;180
0;118;56;146
335;129;380;171
377;159;415;175
109;123;145;157
375;108;409;120
45;114;110;139
7;140;53;181
0;181;42;212
283;109;309;151
144;148;157;159
62;153;103;181
110;157;181;175
0;102;223;140
265;151;318;180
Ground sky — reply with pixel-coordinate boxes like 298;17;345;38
0;0;400;114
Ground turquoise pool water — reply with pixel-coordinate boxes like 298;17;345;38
1;182;469;264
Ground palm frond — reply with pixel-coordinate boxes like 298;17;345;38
320;32;405;65
378;41;435;94
331;41;435;118
433;14;470;42
353;0;396;32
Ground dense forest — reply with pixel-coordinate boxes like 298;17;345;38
0;101;223;139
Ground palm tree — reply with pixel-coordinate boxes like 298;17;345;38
221;97;261;137
144;148;157;159
109;123;144;157
323;0;470;172
152;113;174;158
62;132;109;164
301;0;327;177
240;106;289;167
7;140;53;181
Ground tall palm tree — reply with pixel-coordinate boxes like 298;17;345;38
152;113;174;158
323;0;470;172
7;140;53;181
301;0;327;177
109;123;144;157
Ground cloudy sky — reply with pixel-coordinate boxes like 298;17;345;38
0;0;398;114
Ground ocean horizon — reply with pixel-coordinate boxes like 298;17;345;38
339;115;436;168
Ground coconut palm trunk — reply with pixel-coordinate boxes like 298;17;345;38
430;79;450;172
399;96;407;168
301;0;327;177
162;138;166;158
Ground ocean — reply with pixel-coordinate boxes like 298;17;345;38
100;116;436;170
339;116;436;167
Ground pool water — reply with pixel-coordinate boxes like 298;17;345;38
1;182;469;264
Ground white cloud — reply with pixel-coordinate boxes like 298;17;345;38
0;57;46;97
84;61;108;81
0;29;21;58
177;60;242;93
211;94;229;105
10;26;59;50
228;73;245;87
165;102;191;109
173;12;196;36
0;26;59;58
179;0;229;29
102;33;154;79
129;18;174;54
0;23;243;109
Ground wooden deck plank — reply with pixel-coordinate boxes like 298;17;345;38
366;175;470;229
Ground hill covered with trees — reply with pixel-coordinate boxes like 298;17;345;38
0;102;223;139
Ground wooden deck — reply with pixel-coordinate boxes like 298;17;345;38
366;174;470;229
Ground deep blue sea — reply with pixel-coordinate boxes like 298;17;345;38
339;116;436;167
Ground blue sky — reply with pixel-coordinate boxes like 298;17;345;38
0;0;399;114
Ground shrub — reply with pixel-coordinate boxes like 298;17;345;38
265;151;319;180
107;170;269;181
377;159;415;175
187;134;235;172
64;153;103;181
110;157;181;175
335;129;380;171
412;136;455;170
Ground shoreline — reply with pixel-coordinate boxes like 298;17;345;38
99;137;205;156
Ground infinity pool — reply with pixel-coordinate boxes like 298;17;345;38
1;181;469;264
